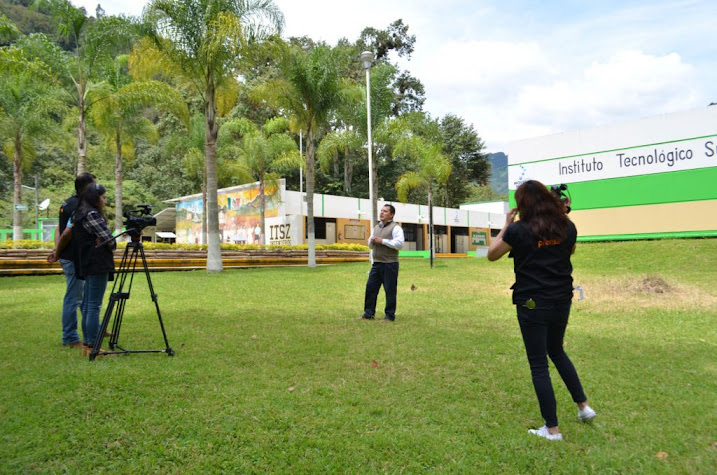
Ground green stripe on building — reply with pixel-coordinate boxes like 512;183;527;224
509;167;717;210
579;230;717;241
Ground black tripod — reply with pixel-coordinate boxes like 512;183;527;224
89;232;174;361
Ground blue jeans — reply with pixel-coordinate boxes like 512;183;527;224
60;259;84;345
80;273;108;346
517;301;587;428
363;261;399;320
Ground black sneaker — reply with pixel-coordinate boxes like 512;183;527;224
359;314;374;320
382;316;395;322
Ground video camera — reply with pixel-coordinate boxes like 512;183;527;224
550;184;571;214
124;205;156;238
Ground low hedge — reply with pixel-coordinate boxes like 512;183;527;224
1;240;369;252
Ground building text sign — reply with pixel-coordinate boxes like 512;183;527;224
509;135;717;189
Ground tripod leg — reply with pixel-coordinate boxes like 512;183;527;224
90;295;118;361
90;241;173;359
89;244;135;360
139;244;174;356
112;243;139;346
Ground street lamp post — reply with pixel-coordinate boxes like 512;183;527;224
361;51;375;265
21;176;39;229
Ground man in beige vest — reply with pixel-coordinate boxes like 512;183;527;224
360;204;405;322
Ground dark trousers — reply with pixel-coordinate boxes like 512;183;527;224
364;261;399;319
517;302;587;428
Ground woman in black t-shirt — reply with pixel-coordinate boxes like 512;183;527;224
487;180;597;441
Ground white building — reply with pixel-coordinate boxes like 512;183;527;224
504;107;717;240
169;180;507;254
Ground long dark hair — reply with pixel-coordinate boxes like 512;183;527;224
514;180;569;240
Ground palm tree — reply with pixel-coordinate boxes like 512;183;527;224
223;117;301;243
0;70;66;242
319;56;396;221
394;135;451;268
28;1;139;173
142;0;284;272
250;43;343;267
317;128;362;195
89;54;189;233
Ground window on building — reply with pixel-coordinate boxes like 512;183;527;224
402;223;417;242
306;217;335;239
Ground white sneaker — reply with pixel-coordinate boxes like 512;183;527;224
528;426;563;441
578;405;597;421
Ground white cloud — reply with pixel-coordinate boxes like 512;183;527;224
275;0;410;43
514;50;698;132
413;40;548;89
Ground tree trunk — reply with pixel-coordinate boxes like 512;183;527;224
306;124;316;267
205;79;223;272
77;84;87;174
344;154;352;195
114;127;123;235
202;167;207;245
428;185;434;269
259;171;266;245
12;137;22;244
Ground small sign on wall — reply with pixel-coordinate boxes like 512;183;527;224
344;224;366;240
266;215;302;245
472;231;487;246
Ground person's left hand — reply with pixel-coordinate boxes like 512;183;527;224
47;250;58;263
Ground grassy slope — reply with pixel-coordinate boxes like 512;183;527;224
0;239;715;472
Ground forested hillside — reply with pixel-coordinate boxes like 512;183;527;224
488;152;508;195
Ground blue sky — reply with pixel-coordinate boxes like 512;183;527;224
72;0;716;151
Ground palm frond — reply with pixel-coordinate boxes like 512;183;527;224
272;149;302;173
396;171;426;202
218;118;257;148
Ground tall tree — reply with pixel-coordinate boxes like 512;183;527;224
89;54;189;233
328;49;396;220
250;43;343;267
438;114;489;207
394;131;451;268
29;1;138;173
141;0;283;272
355;19;425;115
357;19;415;61
316;128;362;196
0;66;66;241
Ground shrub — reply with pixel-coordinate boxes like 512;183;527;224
0;240;54;249
1;240;368;252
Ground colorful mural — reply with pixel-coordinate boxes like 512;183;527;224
176;181;284;244
176;198;203;244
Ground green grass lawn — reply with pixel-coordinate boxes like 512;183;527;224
1;239;715;473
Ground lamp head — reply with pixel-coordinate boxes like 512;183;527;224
360;51;375;70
